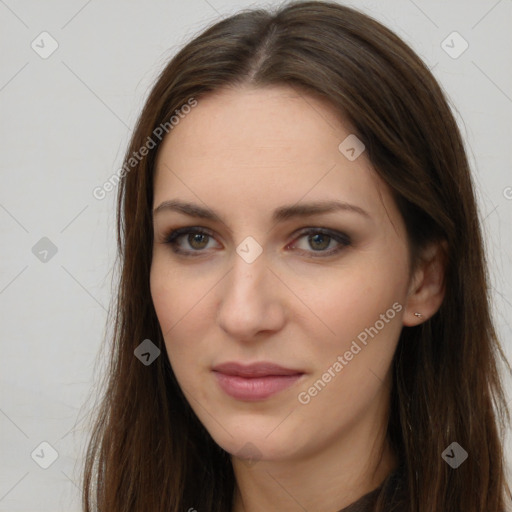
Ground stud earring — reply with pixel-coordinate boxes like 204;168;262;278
414;312;423;318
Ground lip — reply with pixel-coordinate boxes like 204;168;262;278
212;361;303;377
212;361;305;401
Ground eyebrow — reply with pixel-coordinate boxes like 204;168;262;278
153;199;370;224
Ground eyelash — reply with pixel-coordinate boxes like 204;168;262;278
161;226;351;258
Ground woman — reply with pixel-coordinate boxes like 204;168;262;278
82;1;512;511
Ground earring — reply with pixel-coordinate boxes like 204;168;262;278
414;312;422;318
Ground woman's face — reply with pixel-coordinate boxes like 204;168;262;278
150;85;412;464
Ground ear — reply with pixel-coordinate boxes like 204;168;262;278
402;240;447;326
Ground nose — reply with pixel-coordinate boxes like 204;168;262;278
216;251;287;342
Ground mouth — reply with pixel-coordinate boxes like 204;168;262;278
212;361;305;401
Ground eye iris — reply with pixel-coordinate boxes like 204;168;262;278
189;233;208;249
309;233;330;250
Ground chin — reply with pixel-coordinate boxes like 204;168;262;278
207;423;305;464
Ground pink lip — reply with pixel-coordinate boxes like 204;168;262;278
212;362;305;401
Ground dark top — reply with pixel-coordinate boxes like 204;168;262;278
337;464;407;512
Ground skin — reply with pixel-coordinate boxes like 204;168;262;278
150;84;445;512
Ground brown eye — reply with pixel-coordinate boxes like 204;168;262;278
307;233;332;251
187;233;209;250
289;228;351;258
163;227;219;256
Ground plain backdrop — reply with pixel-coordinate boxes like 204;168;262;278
1;0;511;510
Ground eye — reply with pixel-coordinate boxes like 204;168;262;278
287;228;351;257
160;226;351;258
162;227;218;256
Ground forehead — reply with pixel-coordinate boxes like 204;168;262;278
152;85;392;223
156;84;353;171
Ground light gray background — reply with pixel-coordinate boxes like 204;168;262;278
1;0;511;510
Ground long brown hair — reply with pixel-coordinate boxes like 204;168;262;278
82;1;512;510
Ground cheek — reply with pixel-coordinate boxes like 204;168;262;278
291;267;405;441
150;262;177;335
293;260;408;352
150;257;213;383
150;255;205;334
